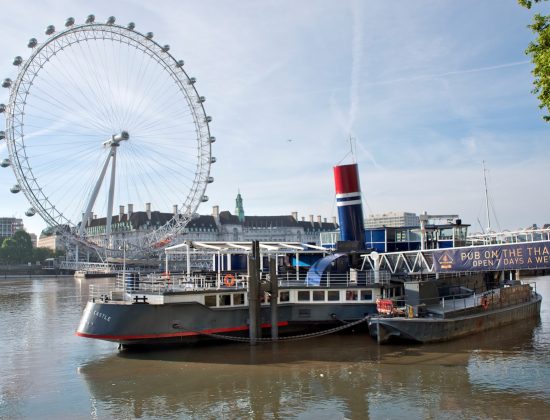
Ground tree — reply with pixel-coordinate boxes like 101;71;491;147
0;230;33;264
519;0;550;121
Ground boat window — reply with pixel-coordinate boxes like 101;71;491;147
312;290;325;301
361;290;373;301
346;290;358;301
327;290;340;301
205;295;216;307
233;293;245;305
297;291;310;301
279;291;290;302
219;294;231;306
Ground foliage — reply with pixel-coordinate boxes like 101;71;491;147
0;230;55;264
519;0;550;121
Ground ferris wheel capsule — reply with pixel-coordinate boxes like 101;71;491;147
205;116;212;123
28;38;38;48
65;17;75;27
197;96;206;103
145;32;154;39
187;77;196;85
2;79;12;88
45;25;55;35
0;130;5;139
209;136;216;143
210;157;216;163
161;45;170;52
10;184;21;194
106;16;116;25
176;60;184;67
201;195;209;202
207;176;214;183
1;158;10;168
13;56;23;66
0;104;5;113
86;15;95;24
25;208;36;217
127;22;135;30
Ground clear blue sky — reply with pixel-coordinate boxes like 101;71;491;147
1;0;549;236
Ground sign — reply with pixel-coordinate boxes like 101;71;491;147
432;241;550;272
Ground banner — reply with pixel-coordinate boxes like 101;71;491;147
432;241;550;272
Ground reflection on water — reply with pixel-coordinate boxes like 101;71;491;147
1;276;549;419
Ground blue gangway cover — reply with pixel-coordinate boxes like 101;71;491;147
305;253;346;286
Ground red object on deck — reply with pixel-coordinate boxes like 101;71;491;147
376;298;394;315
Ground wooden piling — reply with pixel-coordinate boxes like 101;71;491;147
269;256;278;340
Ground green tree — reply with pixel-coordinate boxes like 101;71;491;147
0;230;33;264
32;247;55;264
519;0;550;121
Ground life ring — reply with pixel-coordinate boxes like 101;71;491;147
224;273;236;287
481;296;489;310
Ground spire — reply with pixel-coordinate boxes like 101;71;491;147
235;190;245;222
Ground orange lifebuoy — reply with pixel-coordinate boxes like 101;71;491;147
224;273;236;287
481;296;489;310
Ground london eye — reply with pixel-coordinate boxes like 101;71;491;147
1;15;215;253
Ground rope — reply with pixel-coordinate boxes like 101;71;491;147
172;315;370;343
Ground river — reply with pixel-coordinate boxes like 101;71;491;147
0;275;549;419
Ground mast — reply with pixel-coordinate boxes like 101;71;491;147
482;160;491;233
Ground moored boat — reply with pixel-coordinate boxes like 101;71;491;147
368;281;542;344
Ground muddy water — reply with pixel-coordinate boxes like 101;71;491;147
1;275;549;419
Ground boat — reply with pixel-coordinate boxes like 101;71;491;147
368;278;542;344
76;162;543;348
76;163;399;347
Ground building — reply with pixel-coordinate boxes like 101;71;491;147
0;217;24;242
365;212;420;228
83;193;338;248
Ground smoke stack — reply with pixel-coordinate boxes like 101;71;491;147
309;214;314;224
292;211;298;221
332;216;337;225
146;202;151;220
119;205;124;221
317;215;322;224
128;203;133;219
324;218;327;223
173;204;178;215
333;163;365;244
301;217;305;222
212;205;219;218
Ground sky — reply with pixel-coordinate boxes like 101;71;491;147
1;0;549;237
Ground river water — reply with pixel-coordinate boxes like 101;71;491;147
0;275;549;419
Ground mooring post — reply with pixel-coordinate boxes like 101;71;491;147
248;240;261;345
269;256;278;340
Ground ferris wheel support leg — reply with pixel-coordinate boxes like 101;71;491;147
105;147;118;242
79;150;114;237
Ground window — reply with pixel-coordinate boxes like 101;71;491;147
279;291;290;302
233;293;245;305
312;291;325;301
346;290;358;301
327;290;340;301
219;294;231;306
205;295;216;307
360;290;372;301
297;291;310;301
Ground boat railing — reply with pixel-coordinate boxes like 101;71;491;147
404;283;536;318
88;269;395;301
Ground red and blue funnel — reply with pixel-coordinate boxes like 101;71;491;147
333;163;365;245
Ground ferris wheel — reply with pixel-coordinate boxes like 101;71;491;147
1;15;215;252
